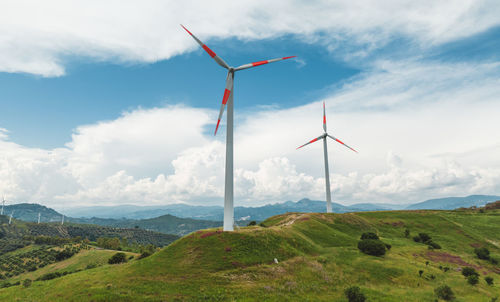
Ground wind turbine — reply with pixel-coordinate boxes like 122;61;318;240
1;196;5;215
38;212;41;224
61;215;64;225
181;25;295;231
9;211;14;225
297;102;357;213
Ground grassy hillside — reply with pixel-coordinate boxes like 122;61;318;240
0;209;499;301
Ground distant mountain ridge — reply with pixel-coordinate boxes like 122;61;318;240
404;195;500;210
60;194;500;222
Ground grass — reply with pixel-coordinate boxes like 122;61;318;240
0;209;499;301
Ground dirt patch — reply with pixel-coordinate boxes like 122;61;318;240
469;243;482;248
424;251;500;274
382;220;405;227
200;230;222;238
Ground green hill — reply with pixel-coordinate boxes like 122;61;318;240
0;209;499;301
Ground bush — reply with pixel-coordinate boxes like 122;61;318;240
404;228;410;238
418;233;431;242
138;251;152;259
360;232;379;240
462;267;479;277
86;263;97;270
108;252;127;264
37;272;62;281
419;270;424;277
413;236;422;243
485;276;494;285
22;279;32;288
358;239;386;256
247;221;257;226
490;258;498;265
474;247;490;260
385;243;392;250
434;285;454;301
427;241;441;249
344;286;366;302
467;274;479;285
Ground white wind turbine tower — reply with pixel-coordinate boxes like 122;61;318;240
297;102;357;213
61;215;64;225
1;196;5;215
181;25;295;231
9;211;14;225
38;212;41;224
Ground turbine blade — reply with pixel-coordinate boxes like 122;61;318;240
214;72;233;135
297;135;324;150
235;56;296;71
180;24;229;69
327;134;357;153
323;101;327;132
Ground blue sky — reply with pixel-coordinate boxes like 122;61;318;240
0;1;499;209
0;36;360;148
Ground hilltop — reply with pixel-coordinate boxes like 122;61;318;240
1;208;499;301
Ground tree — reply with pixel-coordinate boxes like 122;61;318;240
474;247;490;260
344;286;366;302
467;274;479;285
22;279;32;288
108;252;127;264
485;276;494;285
434;285;454;301
360;232;379;240
462;267;479;278
247;221;257;226
357;239;386;256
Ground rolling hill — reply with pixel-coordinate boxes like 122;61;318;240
1;207;498;301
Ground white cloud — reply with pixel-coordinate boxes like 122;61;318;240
1;57;500;207
1;0;499;76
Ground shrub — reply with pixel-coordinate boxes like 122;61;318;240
462;267;479;277
434;285;454;301
418;233;431;242
86;263;97;270
404;228;410;238
37;272;62;281
427;241;441;249
247;221;257;226
467;274;479;285
385;243;392;250
138;251;152;259
419;270;424;277
360;232;379;240
22;279;32;288
108;252;127;264
344;286;366;302
357;239;386;256
490;258;498;265
474;247;490;260
413;236;422;243
485;276;494;285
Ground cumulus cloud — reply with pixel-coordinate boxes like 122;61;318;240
1;56;500;207
1;0;499;76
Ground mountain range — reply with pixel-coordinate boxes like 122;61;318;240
59;194;500;221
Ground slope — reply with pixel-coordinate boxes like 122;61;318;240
1;209;499;301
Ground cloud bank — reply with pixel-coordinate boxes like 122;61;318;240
1;0;499;76
1;58;499;207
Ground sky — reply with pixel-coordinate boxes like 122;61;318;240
1;0;500;209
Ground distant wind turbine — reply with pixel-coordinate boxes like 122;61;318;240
297;102;357;213
181;25;295;231
38;212;41;224
9;211;14;225
1;196;5;215
61;215;64;225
